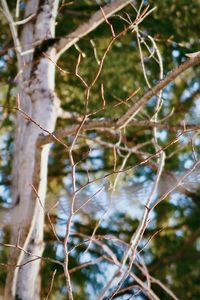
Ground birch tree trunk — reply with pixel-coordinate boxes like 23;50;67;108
2;0;199;299
1;1;134;298
5;0;59;299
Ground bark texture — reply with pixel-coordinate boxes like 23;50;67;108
2;0;135;299
5;0;59;299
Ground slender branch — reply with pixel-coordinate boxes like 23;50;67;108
0;0;21;68
38;54;200;146
13;13;35;25
45;269;57;300
116;53;200;128
55;0;133;60
38;117;200;147
37;119;117;146
150;276;179;300
58;108;200;132
69;257;104;274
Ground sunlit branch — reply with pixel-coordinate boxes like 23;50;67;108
0;0;21;68
116;52;200;128
55;0;134;60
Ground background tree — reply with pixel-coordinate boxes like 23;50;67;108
0;0;200;299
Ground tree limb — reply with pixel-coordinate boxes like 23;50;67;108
38;117;200;146
55;0;133;60
116;53;200;128
37;119;117;146
37;54;200;146
0;0;21;68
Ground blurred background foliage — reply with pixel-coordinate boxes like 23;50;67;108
1;0;200;299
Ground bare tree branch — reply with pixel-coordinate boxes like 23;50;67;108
35;53;200;147
116;53;200;128
0;0;21;68
55;0;134;60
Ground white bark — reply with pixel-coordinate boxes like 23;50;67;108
1;1;135;299
5;0;59;299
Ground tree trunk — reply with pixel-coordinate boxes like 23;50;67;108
1;1;136;298
5;0;59;299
